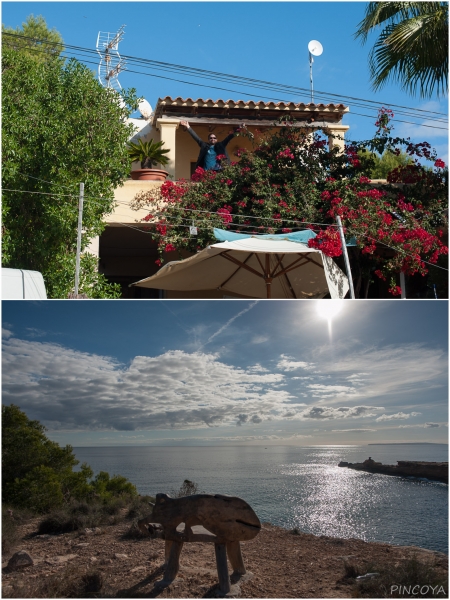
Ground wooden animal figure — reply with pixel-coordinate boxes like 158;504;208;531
138;492;261;543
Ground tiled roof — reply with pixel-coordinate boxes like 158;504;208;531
153;96;349;124
156;96;348;110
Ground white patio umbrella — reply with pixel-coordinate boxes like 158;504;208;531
131;237;349;299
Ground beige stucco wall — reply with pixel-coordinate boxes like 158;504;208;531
107;180;163;224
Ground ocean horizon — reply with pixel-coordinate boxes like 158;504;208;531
73;443;448;555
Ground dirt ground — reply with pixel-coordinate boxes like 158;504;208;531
2;517;448;598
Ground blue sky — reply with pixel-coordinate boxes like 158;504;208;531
2;300;448;446
2;1;448;163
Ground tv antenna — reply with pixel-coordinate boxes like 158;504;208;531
96;25;126;91
308;40;323;103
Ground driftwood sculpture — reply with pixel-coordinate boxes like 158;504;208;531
138;493;261;596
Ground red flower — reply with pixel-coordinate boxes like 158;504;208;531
217;206;233;225
308;228;342;257
389;285;402;296
434;159;446;168
164;244;176;252
191;167;206;182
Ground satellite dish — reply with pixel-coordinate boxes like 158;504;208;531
308;40;323;57
138;98;153;120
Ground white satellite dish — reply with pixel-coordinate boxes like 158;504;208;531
308;40;323;57
307;40;323;103
138;98;153;120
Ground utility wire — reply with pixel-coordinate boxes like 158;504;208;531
5;187;446;272
3;33;448;129
5;37;448;132
3;32;447;117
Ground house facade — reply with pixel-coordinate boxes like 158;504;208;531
93;96;350;298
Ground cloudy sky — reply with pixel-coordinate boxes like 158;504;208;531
2;300;447;446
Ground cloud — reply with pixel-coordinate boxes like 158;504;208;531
298;405;382;420
424;423;440;428
25;328;47;338
310;343;447;406
376;411;421;422
2;337;292;432
251;335;269;344
277;354;314;372
247;364;269;373
332;428;377;433
2;327;13;339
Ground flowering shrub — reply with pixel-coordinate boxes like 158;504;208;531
131;110;448;297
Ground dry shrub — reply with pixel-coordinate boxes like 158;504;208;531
353;556;447;598
6;564;104;598
126;495;155;520
37;497;129;535
2;506;34;554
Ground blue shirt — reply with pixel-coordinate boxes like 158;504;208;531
204;145;217;170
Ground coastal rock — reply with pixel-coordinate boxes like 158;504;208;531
7;551;34;570
338;459;448;483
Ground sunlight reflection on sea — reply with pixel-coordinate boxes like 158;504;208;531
74;444;448;553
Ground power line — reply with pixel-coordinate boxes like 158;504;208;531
5;39;447;132
4;31;447;117
3;32;448;130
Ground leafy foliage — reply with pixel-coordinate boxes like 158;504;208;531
355;2;448;98
131;112;448;297
358;149;414;179
127;138;170;169
2;405;137;513
2;14;64;62
2;28;139;298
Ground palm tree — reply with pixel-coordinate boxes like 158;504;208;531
355;2;448;98
127;138;170;169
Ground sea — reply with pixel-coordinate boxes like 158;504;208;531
73;444;448;554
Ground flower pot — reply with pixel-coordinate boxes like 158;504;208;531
130;169;169;181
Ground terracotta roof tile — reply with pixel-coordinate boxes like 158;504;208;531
156;96;349;111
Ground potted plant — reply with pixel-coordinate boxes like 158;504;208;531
127;138;170;181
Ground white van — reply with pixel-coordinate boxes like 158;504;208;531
2;268;47;299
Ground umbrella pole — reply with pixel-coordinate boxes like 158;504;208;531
265;255;272;298
336;216;355;299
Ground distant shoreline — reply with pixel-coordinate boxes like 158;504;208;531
368;442;445;445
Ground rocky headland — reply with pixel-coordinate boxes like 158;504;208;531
338;458;448;484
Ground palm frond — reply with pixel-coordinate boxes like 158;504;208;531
356;2;448;98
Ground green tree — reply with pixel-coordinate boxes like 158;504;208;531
2;404;80;509
2;36;139;298
355;2;448;98
2;14;64;62
2;405;137;512
358;148;414;179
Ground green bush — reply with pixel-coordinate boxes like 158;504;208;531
2;405;137;513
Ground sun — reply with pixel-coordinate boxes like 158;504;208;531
316;300;344;321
